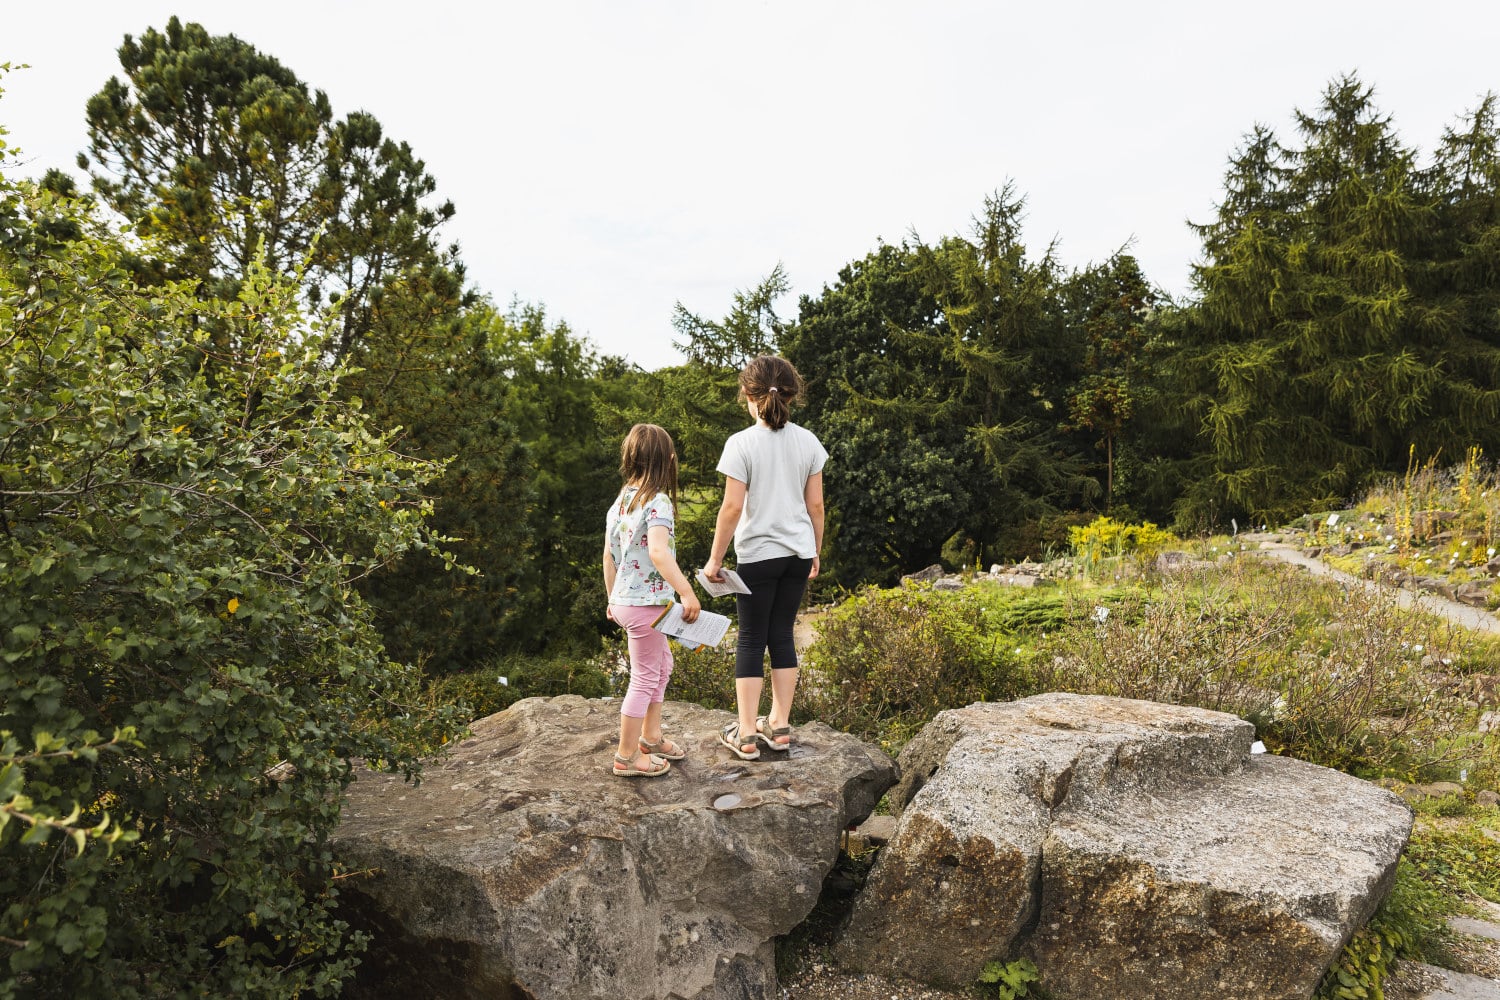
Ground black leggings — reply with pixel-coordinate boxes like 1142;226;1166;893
734;556;813;679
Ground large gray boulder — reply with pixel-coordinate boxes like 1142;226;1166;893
835;693;1412;1000
332;695;896;1000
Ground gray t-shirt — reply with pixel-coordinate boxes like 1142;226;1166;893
716;422;828;563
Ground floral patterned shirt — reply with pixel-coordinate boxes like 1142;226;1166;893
606;486;676;605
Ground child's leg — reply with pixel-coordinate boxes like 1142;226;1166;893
614;605;671;771
733;558;787;746
765;557;813;736
640;643;679;753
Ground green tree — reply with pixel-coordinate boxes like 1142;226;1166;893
79;16;454;361
1409;93;1500;455
1183;76;1450;523
784;240;964;584
787;189;1090;583
0;156;460;995
346;274;539;669
485;303;624;651
1061;253;1159;510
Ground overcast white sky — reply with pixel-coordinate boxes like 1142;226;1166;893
6;2;1500;369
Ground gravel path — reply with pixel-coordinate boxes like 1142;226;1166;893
1241;533;1500;634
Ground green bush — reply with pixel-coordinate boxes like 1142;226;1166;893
1069;515;1178;573
801;584;1028;746
658;642;738;714
0;164;462;996
1035;559;1494;778
428;654;612;722
1034;564;1292;716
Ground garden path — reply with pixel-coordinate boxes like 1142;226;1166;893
1240;533;1500;635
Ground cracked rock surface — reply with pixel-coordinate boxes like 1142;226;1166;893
834;693;1413;1000
332;695;896;1000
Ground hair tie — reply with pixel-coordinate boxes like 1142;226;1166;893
768;386;779;394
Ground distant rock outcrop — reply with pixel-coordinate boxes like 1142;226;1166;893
834;693;1412;1000
332;696;896;1000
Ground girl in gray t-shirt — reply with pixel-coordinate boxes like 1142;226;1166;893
703;356;827;760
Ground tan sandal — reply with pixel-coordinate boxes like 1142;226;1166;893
612;748;670;778
756;716;792;751
718;722;760;761
639;734;686;760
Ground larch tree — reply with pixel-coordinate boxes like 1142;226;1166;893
1185;76;1444;523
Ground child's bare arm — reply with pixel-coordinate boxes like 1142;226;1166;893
602;545;617;617
647;525;701;622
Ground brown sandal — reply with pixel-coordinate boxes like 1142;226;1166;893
639;734;686;760
612;748;670;778
718;722;760;761
756;716;792;751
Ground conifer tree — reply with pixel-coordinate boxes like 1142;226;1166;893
1182;76;1463;522
79;17;453;362
786;189;1089;581
1061;254;1158;510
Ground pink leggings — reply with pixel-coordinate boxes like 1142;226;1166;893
612;604;675;719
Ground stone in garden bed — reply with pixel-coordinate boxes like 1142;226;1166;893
1413;510;1461;537
1457;581;1494;608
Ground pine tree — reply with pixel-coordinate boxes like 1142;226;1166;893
1061;254;1159;510
79;17;453;362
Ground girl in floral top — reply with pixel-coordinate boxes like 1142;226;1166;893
603;424;701;777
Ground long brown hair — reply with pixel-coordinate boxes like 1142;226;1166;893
618;423;679;512
739;355;804;431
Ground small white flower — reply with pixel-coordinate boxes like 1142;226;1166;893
1489;548;1496;557
1442;657;1453;665
1462;540;1470;546
1413;645;1424;653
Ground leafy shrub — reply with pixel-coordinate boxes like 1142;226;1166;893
980;589;1073;635
801;584;1028;745
657;642;738;713
1034;564;1292;716
1069;515;1177;572
1;168;462;996
428;653;612;722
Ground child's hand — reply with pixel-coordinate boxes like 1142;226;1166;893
680;593;702;623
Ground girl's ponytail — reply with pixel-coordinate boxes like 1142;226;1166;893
739;355;803;431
